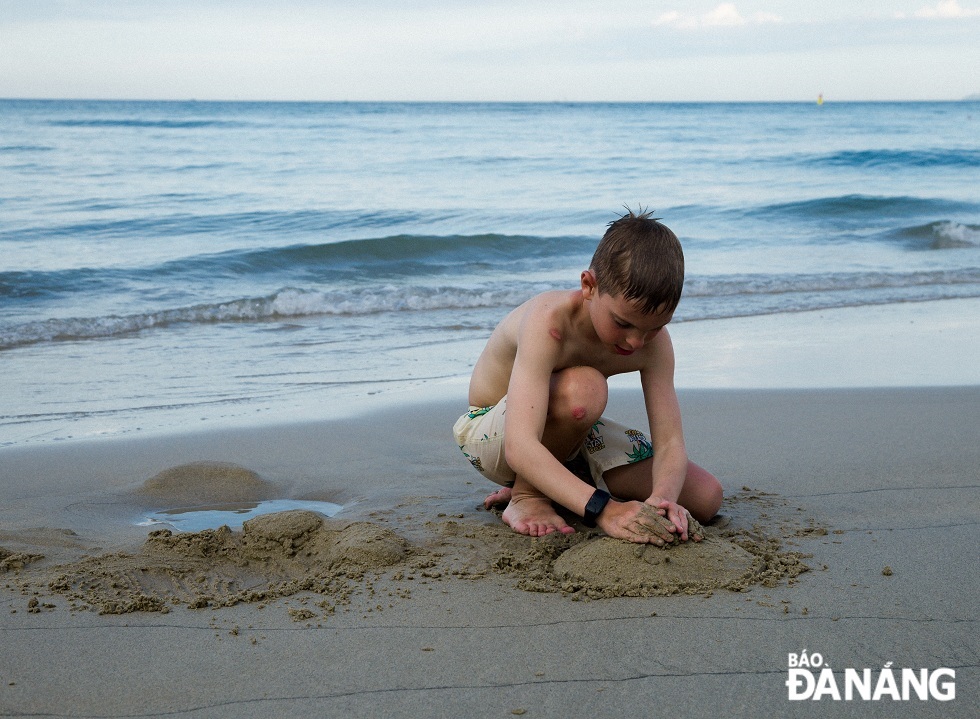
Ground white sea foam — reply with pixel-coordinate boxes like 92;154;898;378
932;221;980;249
4;268;978;351
0;285;542;350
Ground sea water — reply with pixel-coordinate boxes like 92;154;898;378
138;499;343;533
1;100;978;446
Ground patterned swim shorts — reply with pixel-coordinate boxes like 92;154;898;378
452;395;654;487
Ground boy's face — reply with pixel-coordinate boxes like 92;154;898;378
581;270;673;357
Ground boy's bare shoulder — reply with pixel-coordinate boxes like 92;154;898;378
468;290;580;406
502;290;580;341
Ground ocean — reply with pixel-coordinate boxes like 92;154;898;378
1;100;978;446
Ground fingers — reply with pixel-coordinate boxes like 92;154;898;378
601;501;704;545
624;530;662;545
688;514;705;542
669;507;689;541
632;504;676;543
654;499;700;542
674;509;705;542
635;502;706;544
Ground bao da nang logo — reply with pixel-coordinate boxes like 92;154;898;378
786;651;956;701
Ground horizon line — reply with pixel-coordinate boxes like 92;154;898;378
2;96;978;105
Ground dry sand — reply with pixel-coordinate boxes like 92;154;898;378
1;386;977;718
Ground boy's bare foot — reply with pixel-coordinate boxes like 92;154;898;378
501;495;575;537
483;486;512;509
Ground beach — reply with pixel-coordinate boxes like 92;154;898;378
2;98;978;717
2;303;978;718
4;100;979;448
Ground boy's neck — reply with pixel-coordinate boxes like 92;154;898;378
570;288;601;345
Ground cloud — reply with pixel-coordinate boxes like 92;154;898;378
703;3;745;26
913;1;980;18
653;3;782;30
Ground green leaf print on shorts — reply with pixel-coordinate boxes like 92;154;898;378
624;428;653;463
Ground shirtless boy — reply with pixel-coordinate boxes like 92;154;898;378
453;209;723;545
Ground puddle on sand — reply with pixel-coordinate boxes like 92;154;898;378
138;500;343;532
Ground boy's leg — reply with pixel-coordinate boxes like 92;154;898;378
602;459;723;523
499;366;608;536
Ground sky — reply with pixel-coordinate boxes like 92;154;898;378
1;0;978;102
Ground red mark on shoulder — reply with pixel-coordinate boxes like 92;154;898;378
571;406;586;420
549;328;562;341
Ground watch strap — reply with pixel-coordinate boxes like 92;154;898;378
582;488;611;527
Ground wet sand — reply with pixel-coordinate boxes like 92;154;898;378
1;386;978;717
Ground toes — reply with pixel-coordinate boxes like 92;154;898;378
484;487;513;509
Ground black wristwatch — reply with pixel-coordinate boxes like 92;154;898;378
582;489;611;527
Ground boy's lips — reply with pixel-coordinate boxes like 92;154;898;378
614;345;634;356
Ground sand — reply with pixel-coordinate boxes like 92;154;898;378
11;486;811;616
1;386;977;718
135;461;277;506
39;512;408;615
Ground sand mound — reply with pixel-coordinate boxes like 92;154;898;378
485;527;810;599
236;511;407;568
552;536;758;594
42;511;410;614
315;522;408;569
136;461;275;505
243;509;324;552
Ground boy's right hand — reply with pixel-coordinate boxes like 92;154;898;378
596;500;679;545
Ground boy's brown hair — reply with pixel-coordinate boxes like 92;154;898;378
589;208;685;314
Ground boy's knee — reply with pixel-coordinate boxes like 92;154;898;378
692;473;724;522
551;366;608;424
705;478;724;517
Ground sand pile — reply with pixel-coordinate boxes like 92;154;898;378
553;537;757;591
135;461;275;506
1;546;45;573
463;520;809;599
45;511;407;614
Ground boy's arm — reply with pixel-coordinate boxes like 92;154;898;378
640;329;695;538
503;307;682;544
502;309;596;515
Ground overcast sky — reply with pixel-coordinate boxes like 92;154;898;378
2;0;978;102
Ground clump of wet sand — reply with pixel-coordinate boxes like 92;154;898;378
46;511;407;614
1;546;45;573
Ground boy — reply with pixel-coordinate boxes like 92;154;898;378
453;209;723;545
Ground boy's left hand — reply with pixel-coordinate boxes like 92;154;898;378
646;497;703;542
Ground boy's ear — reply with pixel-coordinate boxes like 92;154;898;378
580;269;598;299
